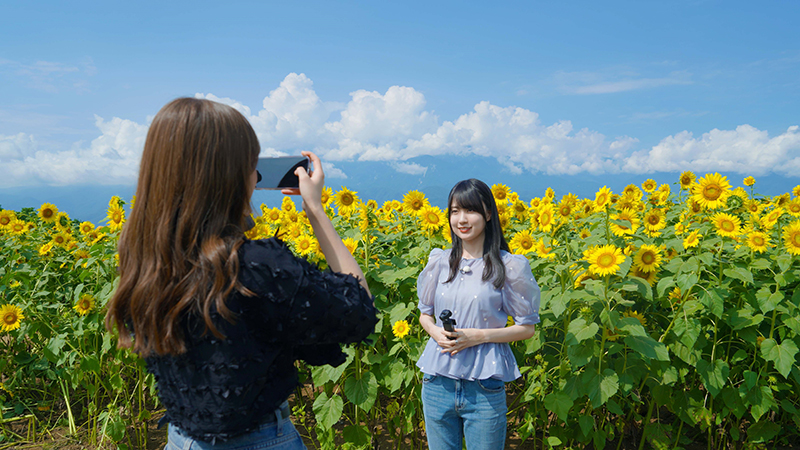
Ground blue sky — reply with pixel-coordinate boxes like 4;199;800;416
1;1;799;220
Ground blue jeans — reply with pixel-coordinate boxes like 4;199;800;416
421;374;507;450
164;402;306;450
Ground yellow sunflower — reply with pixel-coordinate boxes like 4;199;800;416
594;186;612;211
573;270;595;289
545;187;555;200
610;208;639;237
334;187;360;215
79;221;95;235
743;176;755;187
403;190;429;214
643;209;667;233
623;310;647;328
630;265;659;286
745;231;770;253
556;201;573;222
683;231;701;249
106;204;126;232
712;212;741;238
679;171;696;190
342;238;359;256
0;211;18;231
38;203;58;223
535;239;557;260
509;230;536;255
786;199;800;217
0;304;24;332
745;200;763;215
293;234;316;256
633;244;662;273
691;172;731;209
793;185;800;198
51;231;72;248
761;207;784;229
584;244;625;277
669;287;683;303
39;242;54;257
623;185;642;199
8;219;27;235
392;320;411;339
264;207;282;224
281;197;296;213
537;204;555;233
419;206;446;233
579;228;591;239
73;294;95;316
642;179;657;193
491;184;511;204
320;187;333;207
55;212;71;231
512;200;529;217
783;221;800;256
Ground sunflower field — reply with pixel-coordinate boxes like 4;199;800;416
1;173;800;449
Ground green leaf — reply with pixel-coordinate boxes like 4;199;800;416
43;334;67;364
311;347;355;385
626;277;653;301
80;355;101;374
747;420;781;443
344;371;378;412
755;287;783;314
543;392;572;423
343;424;370;446
699;289;724;318
549;291;568;319
566;318;599;345
776;254;792;273
744;386;776;422
696;359;729;397
312;392;343;430
760;338;799;378
675;272;699;293
624;335;670;361
583;369;619;408
567;339;596;367
547;436;563;447
387;301;415;325
656;276;675;298
723;267;753;285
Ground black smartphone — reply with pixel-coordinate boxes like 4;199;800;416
255;156;310;190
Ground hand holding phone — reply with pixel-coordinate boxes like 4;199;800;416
255;156;310;190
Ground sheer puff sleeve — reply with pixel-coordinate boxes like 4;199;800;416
239;238;378;349
502;253;541;326
417;248;447;316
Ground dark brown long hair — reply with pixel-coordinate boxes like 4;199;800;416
105;98;260;356
445;179;510;289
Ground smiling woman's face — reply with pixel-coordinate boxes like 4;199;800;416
449;201;488;246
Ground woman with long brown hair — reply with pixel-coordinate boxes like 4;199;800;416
106;97;376;449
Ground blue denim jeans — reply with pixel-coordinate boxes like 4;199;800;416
421;374;507;450
164;401;306;450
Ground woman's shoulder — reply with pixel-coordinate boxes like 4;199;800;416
500;250;533;271
239;237;298;269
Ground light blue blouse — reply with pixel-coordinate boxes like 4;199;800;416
416;248;541;382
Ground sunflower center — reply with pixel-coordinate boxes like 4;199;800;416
0;218;9;226
342;194;354;206
113;212;122;223
597;253;615;268
411;199;422;210
790;205;800;213
703;185;721;200
496;192;506;200
721;221;734;232
753;236;765;246
648;216;659;225
791;232;800;246
597;194;608;205
43;209;53;218
521;239;533;250
641;252;655;265
3;312;16;325
426;213;439;224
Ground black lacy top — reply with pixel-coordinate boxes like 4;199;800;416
145;238;377;442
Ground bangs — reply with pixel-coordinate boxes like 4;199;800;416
449;181;489;217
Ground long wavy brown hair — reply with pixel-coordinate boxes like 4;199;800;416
105;98;259;356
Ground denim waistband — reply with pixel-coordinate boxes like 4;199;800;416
258;400;292;428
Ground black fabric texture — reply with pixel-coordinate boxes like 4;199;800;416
144;237;377;442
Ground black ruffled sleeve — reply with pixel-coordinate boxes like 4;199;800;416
239;238;378;350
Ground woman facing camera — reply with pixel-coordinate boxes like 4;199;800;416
417;178;541;450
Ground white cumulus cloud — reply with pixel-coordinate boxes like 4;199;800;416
2;73;799;188
623;125;800;176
